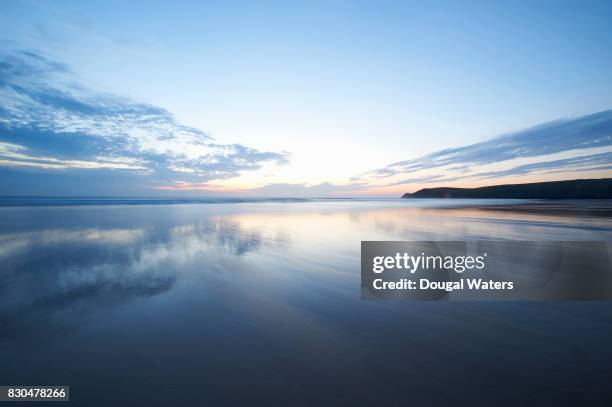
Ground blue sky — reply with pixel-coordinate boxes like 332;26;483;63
0;0;611;196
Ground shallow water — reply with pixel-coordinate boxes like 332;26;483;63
1;199;611;406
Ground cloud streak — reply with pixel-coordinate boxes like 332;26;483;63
354;110;612;193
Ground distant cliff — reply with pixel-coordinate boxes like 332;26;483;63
402;178;612;199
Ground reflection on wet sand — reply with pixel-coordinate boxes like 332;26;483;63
1;201;611;340
0;216;289;339
464;199;612;217
0;200;611;406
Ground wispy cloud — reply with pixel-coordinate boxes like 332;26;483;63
353;110;612;193
0;48;288;194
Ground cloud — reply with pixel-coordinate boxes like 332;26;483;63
357;110;612;191
384;111;612;175
475;151;612;179
0;48;288;194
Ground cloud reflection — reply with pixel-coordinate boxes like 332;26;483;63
0;216;283;340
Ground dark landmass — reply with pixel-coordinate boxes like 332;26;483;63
402;178;612;199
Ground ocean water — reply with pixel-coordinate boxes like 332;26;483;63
0;198;611;406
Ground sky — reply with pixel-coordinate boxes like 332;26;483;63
0;0;611;196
